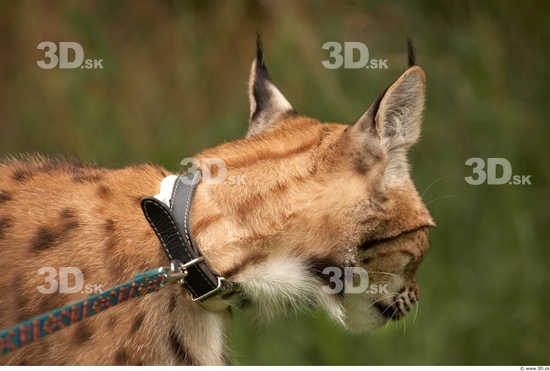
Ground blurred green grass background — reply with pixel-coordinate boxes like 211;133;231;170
1;0;548;365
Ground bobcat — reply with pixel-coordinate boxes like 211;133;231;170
0;37;434;365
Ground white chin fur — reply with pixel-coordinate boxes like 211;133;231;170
234;255;345;326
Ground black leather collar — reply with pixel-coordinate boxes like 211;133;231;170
141;170;234;311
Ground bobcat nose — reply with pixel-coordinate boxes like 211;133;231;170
396;285;420;319
374;282;420;321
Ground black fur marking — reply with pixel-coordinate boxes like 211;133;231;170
169;328;194;365
130;313;145;335
60;208;80;231
73;321;93;344
104;219;115;233
407;36;415;67
250;34;273;123
72;172;103;183
256;32;267;71
0;217;12;239
0;190;11;203
39;160;68;174
12;168;33;182
37;157;88;174
68;166;85;178
114;349;130;365
30;214;82;251
31;226;58;251
97;184;112;198
59;208;76;219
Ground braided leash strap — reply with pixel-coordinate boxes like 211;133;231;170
0;268;166;356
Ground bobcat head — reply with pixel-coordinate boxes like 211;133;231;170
192;37;435;332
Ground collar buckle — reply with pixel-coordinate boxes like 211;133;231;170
192;277;237;312
165;257;205;285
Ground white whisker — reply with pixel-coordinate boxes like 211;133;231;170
384;306;401;330
421;176;446;199
364;293;398;312
369;271;403;282
412;301;419;325
426;194;456;207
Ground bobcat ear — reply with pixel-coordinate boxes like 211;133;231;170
352;65;426;183
247;35;295;138
376;65;426;153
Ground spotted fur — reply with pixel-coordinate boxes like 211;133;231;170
0;38;433;365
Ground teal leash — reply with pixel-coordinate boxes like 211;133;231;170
0;267;172;356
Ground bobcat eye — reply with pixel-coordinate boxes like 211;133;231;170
358;235;393;251
358;225;432;251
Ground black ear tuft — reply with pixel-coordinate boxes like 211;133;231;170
251;33;273;113
247;34;295;138
256;32;266;70
407;36;416;67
